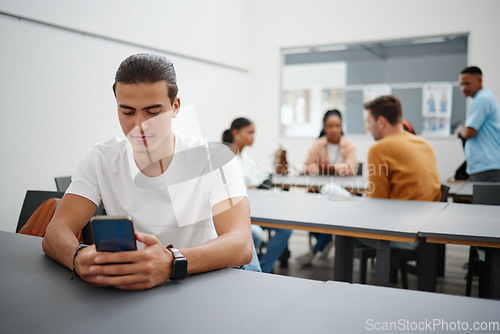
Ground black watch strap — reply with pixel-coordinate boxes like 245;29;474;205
166;244;187;280
71;243;88;280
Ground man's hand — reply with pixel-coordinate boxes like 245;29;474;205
75;232;173;290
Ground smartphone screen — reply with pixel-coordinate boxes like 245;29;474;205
90;216;137;252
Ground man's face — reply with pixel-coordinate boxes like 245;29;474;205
460;73;482;97
115;81;180;158
366;110;383;141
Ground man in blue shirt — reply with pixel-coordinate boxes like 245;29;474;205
459;66;500;181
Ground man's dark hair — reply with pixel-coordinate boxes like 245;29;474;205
112;53;179;104
461;66;482;76
364;95;402;126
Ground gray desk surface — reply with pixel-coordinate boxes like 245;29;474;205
443;181;468;196
420;203;500;246
248;189;447;240
266;281;500;333
271;174;369;191
453;181;500;197
0;231;323;334
2;231;500;334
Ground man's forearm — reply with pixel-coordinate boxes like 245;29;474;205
459;126;477;139
180;230;253;275
42;222;81;270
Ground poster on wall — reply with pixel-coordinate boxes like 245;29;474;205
422;82;453;136
363;84;392;133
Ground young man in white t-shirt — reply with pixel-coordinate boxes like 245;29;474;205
42;53;253;290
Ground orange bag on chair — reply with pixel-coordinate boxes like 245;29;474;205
19;198;83;241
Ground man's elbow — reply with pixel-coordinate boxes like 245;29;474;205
41;232;53;258
243;241;254;265
462;127;477;139
41;225;55;256
41;235;49;254
238;238;254;266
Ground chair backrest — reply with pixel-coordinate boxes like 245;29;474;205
356;162;363;176
472;184;500;205
17;190;65;233
440;184;450;202
54;176;72;192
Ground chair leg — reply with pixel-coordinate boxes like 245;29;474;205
465;246;477;296
390;266;398;284
437;244;446;277
279;243;290;269
360;253;368;284
400;259;409;289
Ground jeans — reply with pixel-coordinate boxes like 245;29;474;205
241;244;262;272
260;228;293;273
251;225;264;249
311;233;333;252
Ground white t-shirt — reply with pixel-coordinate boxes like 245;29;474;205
66;133;247;248
327;143;341;164
237;152;268;188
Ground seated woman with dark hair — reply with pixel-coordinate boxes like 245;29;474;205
304;109;358;176
223;118;292;273
298;110;358;266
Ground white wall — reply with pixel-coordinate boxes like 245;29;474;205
246;0;500;180
2;0;499;232
0;0;249;232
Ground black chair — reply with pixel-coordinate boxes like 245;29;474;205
392;184;450;289
357;184;450;287
54;176;72;192
55;174;106;243
471;183;500;205
465;183;500;296
17;190;65;233
18;189;102;244
356;162;363;176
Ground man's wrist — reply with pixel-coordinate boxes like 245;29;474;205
71;243;88;280
166;244;188;280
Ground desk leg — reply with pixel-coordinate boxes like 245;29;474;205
374;239;390;287
487;248;500;300
334;236;353;283
418;238;437;292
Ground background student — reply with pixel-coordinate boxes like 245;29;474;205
364;95;441;250
304;109;358;176
458;66;500;182
298;109;357;266
223;118;292;273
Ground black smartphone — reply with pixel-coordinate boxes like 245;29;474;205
90;216;137;252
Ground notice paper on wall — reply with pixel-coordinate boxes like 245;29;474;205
422;82;453;136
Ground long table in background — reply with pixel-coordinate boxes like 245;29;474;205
447;181;500;203
248;189;447;290
271;174;369;193
442;181;467;198
420;203;500;299
1;231;499;334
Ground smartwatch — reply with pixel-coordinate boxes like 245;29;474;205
166;244;188;280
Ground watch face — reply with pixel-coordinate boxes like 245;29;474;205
173;258;188;279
